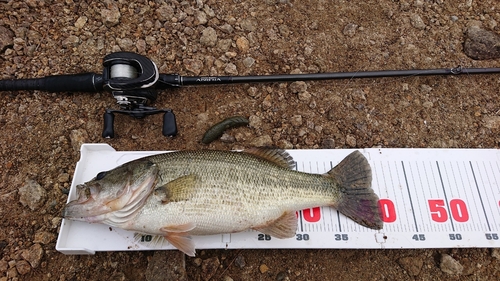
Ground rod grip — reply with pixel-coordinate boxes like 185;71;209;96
0;73;102;92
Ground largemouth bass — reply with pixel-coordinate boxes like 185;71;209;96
63;148;383;256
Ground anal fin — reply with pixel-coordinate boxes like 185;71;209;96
253;211;297;239
160;222;197;257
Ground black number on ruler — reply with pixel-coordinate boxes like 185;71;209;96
485;233;499;240
296;234;310;241
335;234;348;241
449;234;462;240
412;234;426;241
140;235;153;242
258;234;272;241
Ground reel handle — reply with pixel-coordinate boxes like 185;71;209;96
162;110;177;137
102;111;115;138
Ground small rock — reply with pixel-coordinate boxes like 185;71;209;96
343;23;358;37
62;35;80;48
236;37;250;52
422;101;433;108
322;139;335;149
0;26;14;51
16;260;31;275
483;116;500;129
240;18;257;32
243;57;255;68
183;59;204;75
74;16;88;29
118;38;135;51
58;173;70;183
195;10;207;25
234;255;246;268
298;91;311;101
200;27;217;47
193;258;202;266
21;243;43;268
440;254;463;275
249;115;262;128
201;257;220;281
290;115;303;127
70;129;89;152
491;248;500;259
398;256;423;276
410;14;426;30
346;135;357;147
101;8;121;27
19;179;47;211
420;84;433;93
0;259;7;272
277;139;293;149
224;63;238;75
250;135;273;147
34;231;56;245
222;276;233;281
289;81;307;93
156;5;174;22
109;272;126;281
262;94;272;109
220;133;236;143
247;87;260;98
464;25;500;60
219;23;234;34
259;264;269;273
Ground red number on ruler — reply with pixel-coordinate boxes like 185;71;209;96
428;199;470;223
428;199;448;222
378;199;397;223
449;199;469;222
303;207;321;223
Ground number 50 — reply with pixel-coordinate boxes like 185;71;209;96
428;199;469;223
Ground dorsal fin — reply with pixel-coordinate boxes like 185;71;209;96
242;147;295;169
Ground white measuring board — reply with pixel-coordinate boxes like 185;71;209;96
56;144;500;255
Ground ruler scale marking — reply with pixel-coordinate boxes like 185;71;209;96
470;161;492;232
401;161;419;233
436;161;455;232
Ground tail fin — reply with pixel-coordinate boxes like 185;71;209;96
328;151;383;230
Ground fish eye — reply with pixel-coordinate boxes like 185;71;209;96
95;171;107;180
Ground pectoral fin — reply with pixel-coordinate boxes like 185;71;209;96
154;174;198;204
160;222;196;257
253;211;297;239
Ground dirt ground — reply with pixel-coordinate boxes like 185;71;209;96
1;0;500;280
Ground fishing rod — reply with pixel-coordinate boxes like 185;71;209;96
1;52;499;138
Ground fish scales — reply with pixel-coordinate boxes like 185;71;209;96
132;150;340;235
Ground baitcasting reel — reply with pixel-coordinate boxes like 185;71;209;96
100;52;177;138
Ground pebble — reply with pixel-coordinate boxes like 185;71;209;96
248;115;262;128
277;139;293;149
483;116;500;129
19;179;47;211
156;5;175;22
236;36;250;52
70;129;89;152
183;59;204;75
346;135;357;147
250;135;273;147
15;260;31;275
58;173;70;183
0;26;14;51
247;87;260;98
234;254;246;268
276;271;288;281
193;258;202;267
34;231;56;245
74;16;88;29
410;14;426;30
259;264;269;273
440;254;463;275
200;27;217;47
21;243;44;268
343;23;358;37
201;257;220;281
220;133;236;143
101;8;121;27
222;276;233;281
243;57;255;68
289;81;307;94
321;139;335;149
298;91;311;101
492;248;500;259
240;18;257;32
224;63;238;75
220;23;234;34
397;256;423;276
464;25;500;60
290;115;303;127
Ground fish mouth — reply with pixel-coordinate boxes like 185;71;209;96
62;169;158;222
